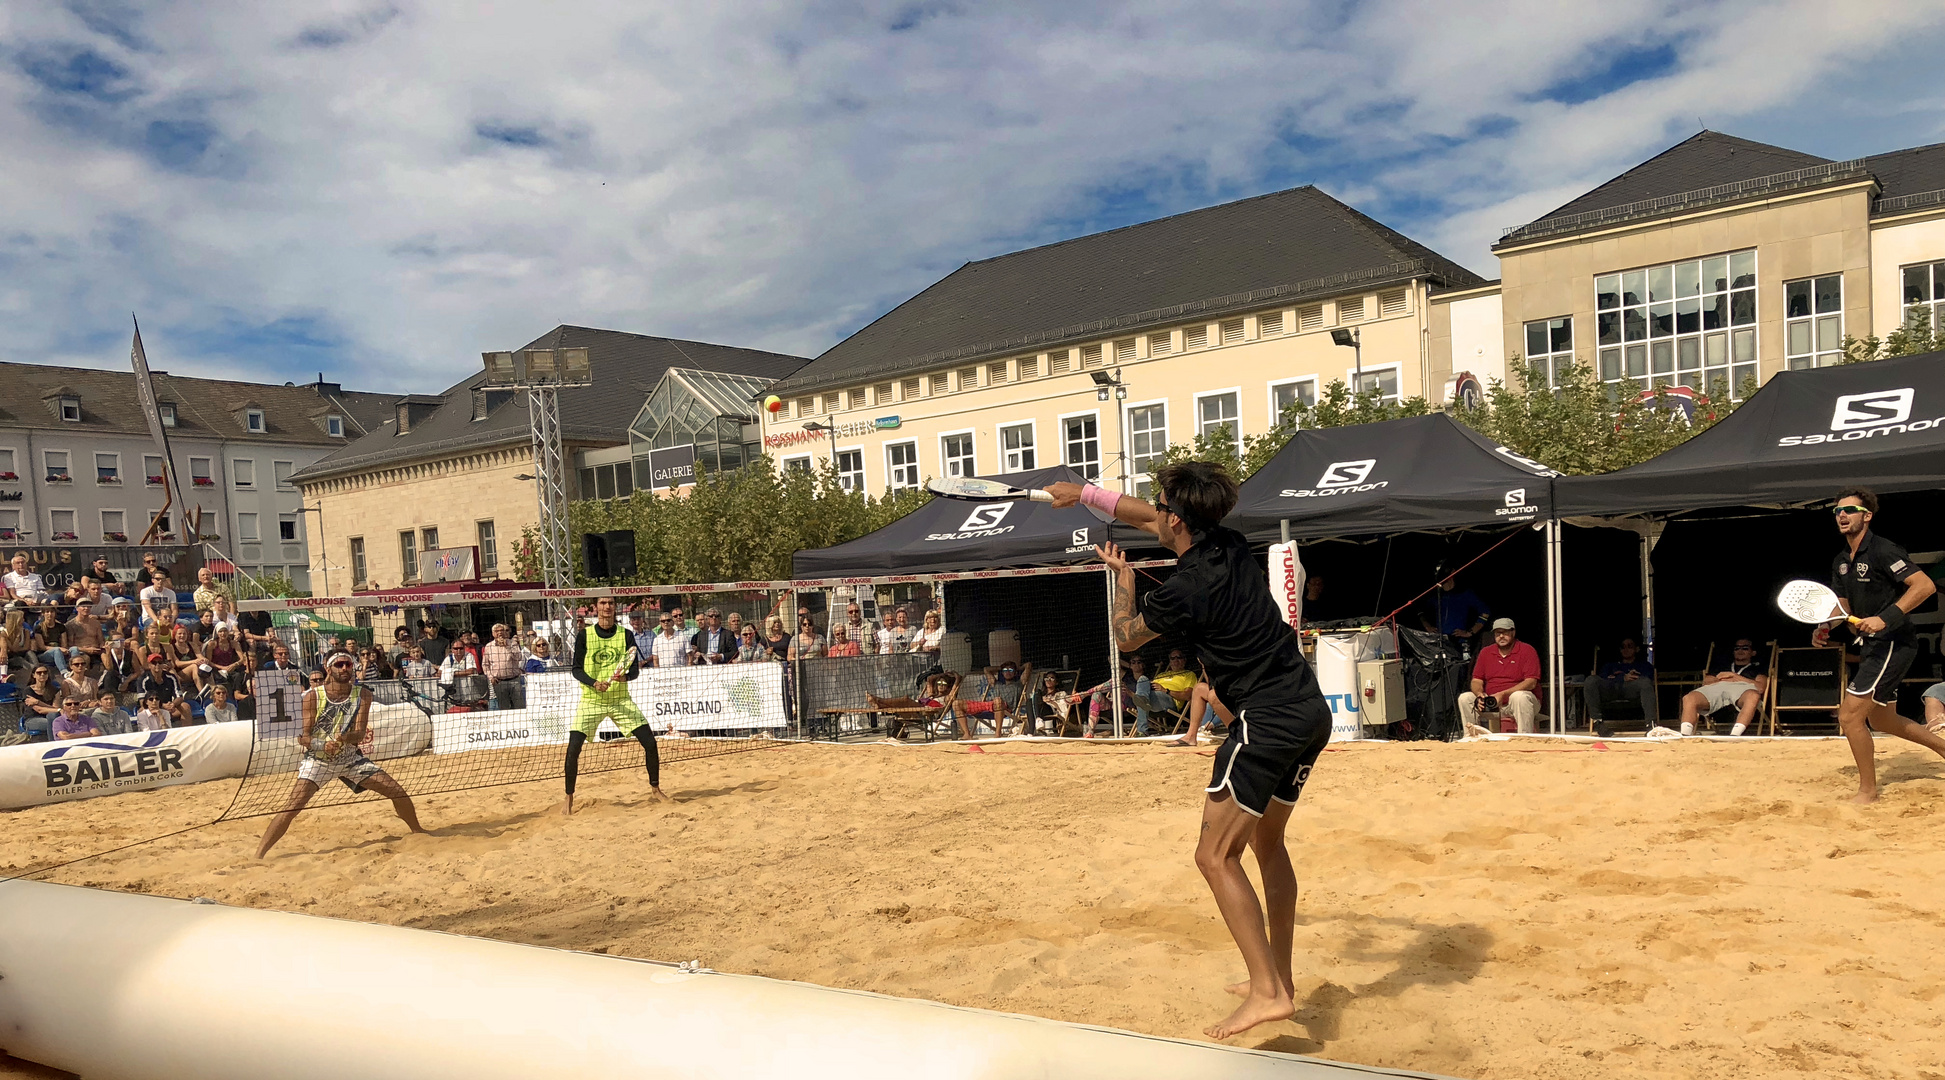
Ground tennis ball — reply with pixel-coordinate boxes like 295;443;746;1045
762;394;782;414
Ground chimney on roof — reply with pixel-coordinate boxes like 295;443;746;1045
311;372;342;397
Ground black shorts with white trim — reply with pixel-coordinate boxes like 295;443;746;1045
1205;696;1332;817
1848;637;1918;708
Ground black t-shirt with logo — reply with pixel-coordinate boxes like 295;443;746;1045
1725;660;1763;681
1832;530;1923;642
1140;526;1319;715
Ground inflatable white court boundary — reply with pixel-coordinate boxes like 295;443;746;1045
0;703;433;811
1460;731;1847;743
0;880;1459;1080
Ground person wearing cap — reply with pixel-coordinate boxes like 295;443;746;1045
1458;617;1541;735
689;608;729;665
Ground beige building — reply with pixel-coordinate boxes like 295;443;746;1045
1436;131;1945;402
292;326;804;592
761;186;1486;496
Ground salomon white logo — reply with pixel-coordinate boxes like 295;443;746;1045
960;504;1012;531
1778;387;1939;447
1505;488;1526;507
1831;389;1913;429
1072;528;1089;546
1278;459;1386;499
1495;487;1538;516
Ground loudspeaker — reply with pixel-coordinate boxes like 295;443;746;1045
582;533;610;579
604;530;638;579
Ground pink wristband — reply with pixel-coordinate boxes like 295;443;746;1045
1079;483;1120;514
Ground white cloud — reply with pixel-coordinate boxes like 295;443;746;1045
1;0;1941;389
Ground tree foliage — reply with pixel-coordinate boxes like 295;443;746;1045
512;458;931;586
1840;308;1943;364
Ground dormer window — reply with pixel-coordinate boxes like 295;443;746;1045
159;403;177;427
245;409;265;433
326;415;344;438
58;396;80;422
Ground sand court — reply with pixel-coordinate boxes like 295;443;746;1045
6;736;1945;1079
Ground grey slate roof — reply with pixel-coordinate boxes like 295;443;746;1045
769;185;1487;396
1863;141;1945;211
291;325;807;482
0;360;394;445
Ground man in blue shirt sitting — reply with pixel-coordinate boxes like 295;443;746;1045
1419;572;1489;644
1583;636;1657;726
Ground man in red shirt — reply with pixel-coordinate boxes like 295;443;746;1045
1459;617;1541;735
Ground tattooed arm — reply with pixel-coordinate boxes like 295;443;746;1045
1098;542;1159;652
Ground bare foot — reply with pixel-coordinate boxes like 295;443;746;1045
1225;977;1296;998
560;794;576;817
649;786;673;803
1206;991;1294;1040
1850;790;1879;805
1171;736;1198;747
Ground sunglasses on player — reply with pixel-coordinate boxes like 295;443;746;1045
1833;505;1868;516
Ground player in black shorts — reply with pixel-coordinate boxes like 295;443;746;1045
1049;461;1331;1040
1813;488;1941;803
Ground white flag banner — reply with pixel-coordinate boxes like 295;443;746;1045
1268;542;1305;629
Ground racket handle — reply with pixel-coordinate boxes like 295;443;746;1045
1029;489;1054;503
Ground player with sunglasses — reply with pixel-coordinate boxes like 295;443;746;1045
256;648;425;857
1815;487;1941;803
1047;461;1330;1040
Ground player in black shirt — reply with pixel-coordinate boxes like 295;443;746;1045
1813;488;1941;803
1049;461;1329;1041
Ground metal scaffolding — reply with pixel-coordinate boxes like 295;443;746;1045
482;344;592;650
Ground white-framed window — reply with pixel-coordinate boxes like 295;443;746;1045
237;512;260;543
0;447;14;479
781;455;812;474
1351;365;1401;403
1061;411;1101;481
1901;260;1945;330
834;448;864;492
149;510;172;537
245;408;265;433
1196;389;1241;460
476;520;498;576
43;450;70;482
283;517;301;543
999;421;1036;471
100;509;125;540
1523;316;1574;388
421;526;438;551
350;537;368;588
1270;378;1317;426
1596;249;1757;397
189;456;212;487
49;508;76;540
273;461;294;491
885;441;919;491
1125;401;1167;497
0;509;20;538
233;459;255;488
940;431;975;478
143;454;164;485
94;452;120;484
1785;275;1843;370
158;402;176;427
326;414;344;438
58;396;80;422
400;531;419;581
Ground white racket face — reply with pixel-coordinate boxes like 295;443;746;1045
926;476;1030;501
1775;579;1842;624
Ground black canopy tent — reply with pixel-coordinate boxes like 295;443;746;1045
791;465;1126;577
1554;350;1945;517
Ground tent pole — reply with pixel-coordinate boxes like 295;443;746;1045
1105;566;1124;738
1640;521;1663;666
1545;519;1564;735
1280;518;1290;544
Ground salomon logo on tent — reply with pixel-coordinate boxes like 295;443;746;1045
1495;487;1538;516
1278;459;1387;499
1778;388;1939;446
925;502;1017;542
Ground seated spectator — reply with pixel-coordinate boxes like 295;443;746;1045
84;557;123;599
133;691;173;731
1174;680;1234;747
108;595;138;642
205;594;239;638
826;624;863;657
522;639;559;673
100;632;141;701
51;694;103;740
1419;572;1490;644
649;612;689;668
201;626;251;698
63;598;107;669
910;610;945;657
1124;654;1176;737
1149;650;1201;713
22;605;69;673
60;651;101;705
1676;638;1767;737
91;692;134;734
1927;681;1945;734
259;642;304;673
1583;636;1658;727
867;672;959;740
1458;617;1541;735
167;623;204;688
877;608;916;655
1030;670;1077;737
236;603;274;664
140;569;180;627
962;662;1032;735
3;553;49;608
192;566;232;615
689;609;731;665
20;664;62;738
787;614;825;661
130;659;192;727
202;683;239;725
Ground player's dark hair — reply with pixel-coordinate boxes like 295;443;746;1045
1155;461;1239;534
1835;487;1879;515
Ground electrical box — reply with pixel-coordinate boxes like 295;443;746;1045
1357;659;1406;726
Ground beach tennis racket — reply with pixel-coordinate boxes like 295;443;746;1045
925;477;1053;502
1774;579;1861;626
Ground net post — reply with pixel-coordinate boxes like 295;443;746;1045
1104;565;1124;737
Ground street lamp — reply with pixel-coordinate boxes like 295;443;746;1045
802;418;842;484
1331;327;1363;393
296;505;329;595
1089;368;1130;490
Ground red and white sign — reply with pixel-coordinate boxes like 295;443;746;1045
1268;542;1305;629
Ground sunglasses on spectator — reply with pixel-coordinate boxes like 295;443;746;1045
1833;505;1868;516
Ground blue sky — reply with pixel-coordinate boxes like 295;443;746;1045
3;1;1943;391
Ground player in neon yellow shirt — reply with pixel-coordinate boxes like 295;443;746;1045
563;595;670;815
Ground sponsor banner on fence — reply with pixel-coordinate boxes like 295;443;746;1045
430;663;786;753
1268;542;1304;630
0;724;252;810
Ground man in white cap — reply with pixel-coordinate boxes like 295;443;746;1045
1458;617;1541;735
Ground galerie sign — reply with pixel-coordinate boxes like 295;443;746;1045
648;444;698;490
